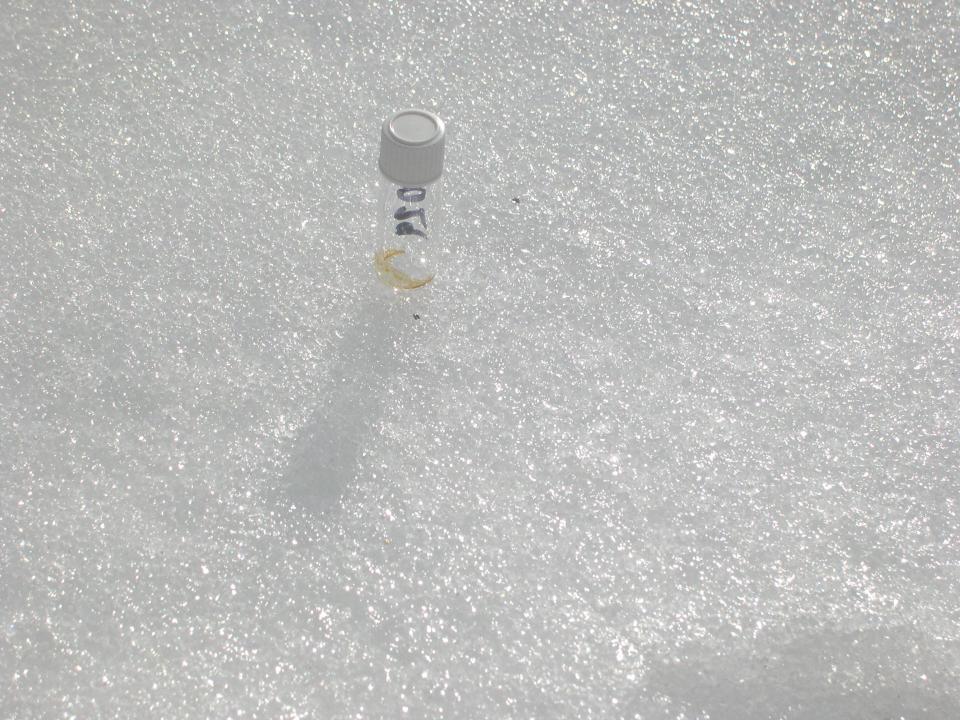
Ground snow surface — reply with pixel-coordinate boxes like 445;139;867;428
1;1;959;718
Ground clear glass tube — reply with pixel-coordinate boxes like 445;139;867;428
373;173;444;294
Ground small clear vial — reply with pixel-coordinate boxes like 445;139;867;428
374;109;446;293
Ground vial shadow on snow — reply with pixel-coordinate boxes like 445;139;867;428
284;299;410;513
284;397;371;513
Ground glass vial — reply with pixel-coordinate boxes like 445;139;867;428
374;109;446;293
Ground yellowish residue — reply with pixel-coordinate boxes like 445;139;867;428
374;248;434;290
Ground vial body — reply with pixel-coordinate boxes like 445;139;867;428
374;173;443;292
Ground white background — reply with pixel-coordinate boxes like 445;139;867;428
1;1;958;717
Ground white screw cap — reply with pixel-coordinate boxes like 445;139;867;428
378;109;445;185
